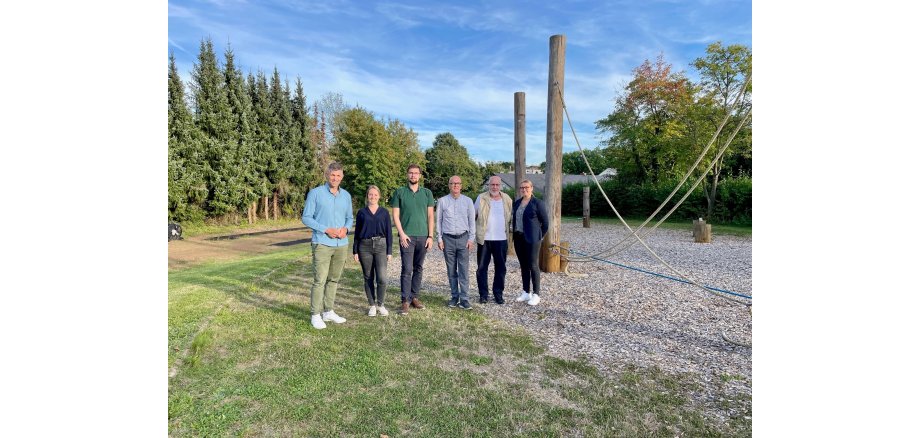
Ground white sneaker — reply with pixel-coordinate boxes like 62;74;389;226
527;294;541;306
377;305;389;316
311;314;327;330
368;306;377;317
515;291;531;302
322;310;347;324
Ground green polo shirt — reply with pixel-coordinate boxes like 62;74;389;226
390;185;434;237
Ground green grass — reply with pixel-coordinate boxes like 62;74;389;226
169;244;751;436
563;215;751;237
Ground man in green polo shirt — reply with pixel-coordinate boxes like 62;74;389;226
390;163;435;315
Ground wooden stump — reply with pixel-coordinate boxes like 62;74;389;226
582;186;590;228
693;218;712;243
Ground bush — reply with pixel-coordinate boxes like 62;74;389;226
561;175;751;225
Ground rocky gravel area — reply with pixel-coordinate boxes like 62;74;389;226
383;222;752;422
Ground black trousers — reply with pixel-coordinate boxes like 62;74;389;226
399;235;428;302
357;237;388;306
476;240;508;300
512;233;541;295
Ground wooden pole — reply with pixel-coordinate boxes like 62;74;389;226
582;186;590;228
541;34;565;273
514;91;526;197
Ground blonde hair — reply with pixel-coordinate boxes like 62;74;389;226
365;185;381;206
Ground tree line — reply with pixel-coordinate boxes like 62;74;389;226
169;39;505;224
169;39;751;224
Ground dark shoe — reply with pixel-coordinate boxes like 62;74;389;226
448;297;459;307
459;300;472;310
410;298;425;309
398;302;410;315
495;298;505;305
478;297;488;304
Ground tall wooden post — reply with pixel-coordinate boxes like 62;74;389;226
514;92;526;197
541;34;565;273
583;186;590;228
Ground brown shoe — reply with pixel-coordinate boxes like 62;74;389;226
410;297;425;309
398;302;410;315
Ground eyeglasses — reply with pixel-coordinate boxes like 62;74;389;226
449;182;461;185
519;186;532;189
489;183;500;186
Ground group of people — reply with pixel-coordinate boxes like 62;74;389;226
301;162;548;330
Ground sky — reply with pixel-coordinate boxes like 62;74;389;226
168;0;751;165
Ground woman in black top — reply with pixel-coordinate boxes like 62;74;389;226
511;179;549;306
353;185;393;316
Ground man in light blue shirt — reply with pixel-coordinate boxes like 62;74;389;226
302;162;353;329
436;175;476;309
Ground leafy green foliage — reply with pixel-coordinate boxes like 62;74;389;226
561;175;751;225
331;107;402;208
561;147;614;175
424;132;481;197
595;45;752;220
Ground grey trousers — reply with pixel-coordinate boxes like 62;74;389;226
442;234;470;301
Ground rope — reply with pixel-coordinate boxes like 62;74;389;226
561;104;751;262
549;80;752;347
551;81;751;307
568;249;751;300
563;75;751;261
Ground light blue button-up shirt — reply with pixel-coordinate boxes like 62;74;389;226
302;183;354;247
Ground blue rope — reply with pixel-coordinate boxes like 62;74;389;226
567;249;752;301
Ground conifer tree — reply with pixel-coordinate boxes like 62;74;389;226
223;45;259;222
288;77;317;213
268;68;295;219
248;70;275;219
168;53;207;221
191;38;240;217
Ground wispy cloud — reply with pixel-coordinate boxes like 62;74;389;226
168;0;751;163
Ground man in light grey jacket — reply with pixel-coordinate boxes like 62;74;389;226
473;175;513;304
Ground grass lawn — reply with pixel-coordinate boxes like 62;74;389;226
169;244;751;436
563;215;751;237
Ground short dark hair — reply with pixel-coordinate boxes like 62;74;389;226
407;164;421;172
327;162;343;173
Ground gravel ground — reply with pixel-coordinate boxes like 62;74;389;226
382;222;752;422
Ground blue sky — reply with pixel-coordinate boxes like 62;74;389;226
168;0;751;165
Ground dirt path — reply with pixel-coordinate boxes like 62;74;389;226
168;227;312;270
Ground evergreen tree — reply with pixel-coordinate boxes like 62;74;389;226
190;38;241;217
289;77;317;213
268;68;295;218
248;70;275;218
223;45;259;221
168;53;207;222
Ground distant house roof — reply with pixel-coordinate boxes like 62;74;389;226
480;170;615;194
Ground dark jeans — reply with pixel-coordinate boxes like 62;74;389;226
357;237;388;306
443;233;470;301
399;235;429;302
513;233;541;295
476;240;507;301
